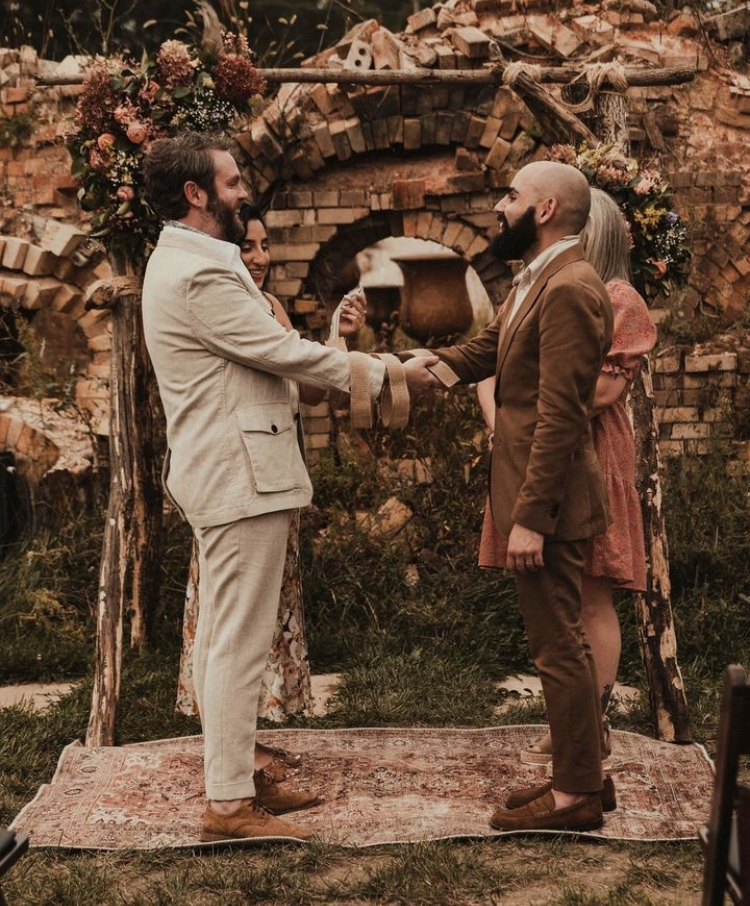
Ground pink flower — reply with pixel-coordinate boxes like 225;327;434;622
116;185;135;202
97;132;116;152
126;121;149;144
138;80;160;105
88;148;109;173
156;40;195;88
114;100;138;126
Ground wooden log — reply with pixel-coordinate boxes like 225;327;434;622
85;253;163;746
578;90;630;149
631;358;693;742
36;64;697;88
507;71;598;145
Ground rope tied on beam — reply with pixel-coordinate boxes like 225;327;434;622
560;62;629;113
501;61;544;86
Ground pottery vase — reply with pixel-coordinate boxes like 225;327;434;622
392;253;473;342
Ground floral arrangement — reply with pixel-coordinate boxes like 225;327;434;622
548;143;691;295
67;33;266;260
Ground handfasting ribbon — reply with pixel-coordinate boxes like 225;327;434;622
326;295;410;429
377;353;410;429
84;275;142;310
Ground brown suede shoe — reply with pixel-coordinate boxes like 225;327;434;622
254;768;322;815
200;799;314;842
490;790;603;832
256;741;302;768
505;775;617;813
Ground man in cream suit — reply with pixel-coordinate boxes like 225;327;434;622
141;132;393;842
406;161;614;832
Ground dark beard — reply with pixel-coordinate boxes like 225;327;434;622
490;205;537;261
207;188;244;243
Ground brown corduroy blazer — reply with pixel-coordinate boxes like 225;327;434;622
429;244;614;541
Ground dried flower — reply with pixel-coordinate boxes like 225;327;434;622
76;62;118;134
156;40;196;88
212;53;265;107
548;143;691;294
126;121;149;145
116;185;135;202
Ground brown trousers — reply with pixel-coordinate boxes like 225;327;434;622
515;538;604;793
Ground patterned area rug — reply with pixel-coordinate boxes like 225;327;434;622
11;726;713;849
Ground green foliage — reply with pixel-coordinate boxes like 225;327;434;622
0;0;431;62
0;110;35;149
661;451;750;671
0;517;102;682
302;386;528;677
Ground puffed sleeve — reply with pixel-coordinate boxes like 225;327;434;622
602;279;657;381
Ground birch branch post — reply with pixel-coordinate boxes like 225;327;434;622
85;256;164;747
631;360;693;741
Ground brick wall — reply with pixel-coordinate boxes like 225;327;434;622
654;338;750;461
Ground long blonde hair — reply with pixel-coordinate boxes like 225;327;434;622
580;187;632;284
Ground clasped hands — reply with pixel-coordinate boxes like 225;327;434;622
402;355;442;393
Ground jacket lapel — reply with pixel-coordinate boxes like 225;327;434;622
495;244;586;375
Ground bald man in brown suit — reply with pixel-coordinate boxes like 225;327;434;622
402;161;614;832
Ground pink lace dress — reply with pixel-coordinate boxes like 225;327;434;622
478;279;657;591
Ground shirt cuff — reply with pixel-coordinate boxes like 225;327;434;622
368;356;386;399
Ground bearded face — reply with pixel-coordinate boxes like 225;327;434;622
206;183;245;244
490;205;538;262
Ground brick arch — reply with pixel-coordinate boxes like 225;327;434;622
235;72;539;326
302;208;510;315
0;231;112;432
0;413;59;486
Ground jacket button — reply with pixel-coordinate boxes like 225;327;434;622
271;424;278;433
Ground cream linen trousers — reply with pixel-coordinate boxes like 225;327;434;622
193;510;293;800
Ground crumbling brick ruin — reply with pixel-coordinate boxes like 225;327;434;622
1;0;750;497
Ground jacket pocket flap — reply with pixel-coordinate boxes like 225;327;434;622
236;403;293;435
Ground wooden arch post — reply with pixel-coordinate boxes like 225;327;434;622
85;254;164;747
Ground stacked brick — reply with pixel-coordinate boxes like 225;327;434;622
0;219;113;435
654;338;750;460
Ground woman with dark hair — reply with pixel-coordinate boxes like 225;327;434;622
240;204;365;771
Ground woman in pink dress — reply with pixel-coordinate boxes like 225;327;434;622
477;187;657;764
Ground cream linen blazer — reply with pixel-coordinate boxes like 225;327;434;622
142;225;382;528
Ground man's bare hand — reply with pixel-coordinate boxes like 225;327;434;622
338;287;366;338
403;356;442;394
506;523;545;573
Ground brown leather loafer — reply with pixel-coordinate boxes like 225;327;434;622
254;768;322;815
490;790;603;832
200;798;313;842
505;774;617;813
